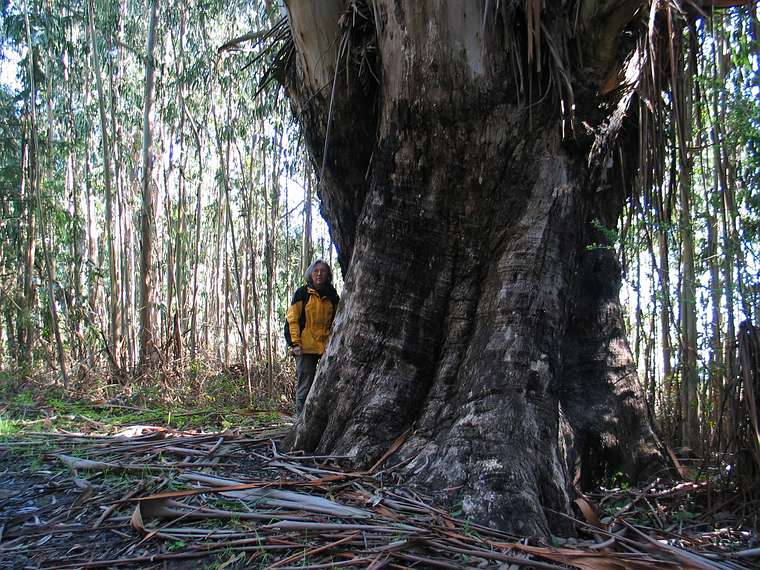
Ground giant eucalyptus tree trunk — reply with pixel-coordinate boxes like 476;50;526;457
281;0;667;535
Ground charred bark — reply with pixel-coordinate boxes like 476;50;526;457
282;0;662;535
284;0;377;268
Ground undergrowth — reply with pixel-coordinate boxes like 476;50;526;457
0;355;297;438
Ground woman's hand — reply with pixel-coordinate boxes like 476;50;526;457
291;345;302;357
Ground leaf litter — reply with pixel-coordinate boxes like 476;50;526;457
0;414;757;569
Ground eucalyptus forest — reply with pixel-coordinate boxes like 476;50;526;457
0;0;759;567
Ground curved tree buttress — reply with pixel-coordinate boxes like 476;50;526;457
280;0;663;536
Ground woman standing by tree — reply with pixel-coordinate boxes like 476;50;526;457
286;260;339;413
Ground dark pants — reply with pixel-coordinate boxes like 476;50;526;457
295;354;320;413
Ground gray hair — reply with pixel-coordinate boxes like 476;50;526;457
305;259;333;286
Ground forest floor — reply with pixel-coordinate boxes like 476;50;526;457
1;395;759;569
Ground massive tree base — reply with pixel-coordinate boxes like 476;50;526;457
281;0;663;536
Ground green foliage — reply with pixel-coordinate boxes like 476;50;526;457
586;218;620;251
167;540;187;552
0;415;20;436
673;509;697;522
607;471;631;491
619;8;759;450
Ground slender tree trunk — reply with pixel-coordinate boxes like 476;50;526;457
172;15;188;364
261;127;274;390
209;106;225;361
110;23;129;369
223;160;251;393
164;125;176;358
671;20;699;450
243;132;262;361
640;204;662;414
64;19;84;362
173;141;187;364
2;174;18;363
17;133;36;368
83;57;98;368
187;110;204;362
0;298;7;366
694;38;723;449
646;285;657;411
87;0;121;366
678;167;700;450
224;256;230;367
28;5;68;385
655;184;676;437
268;128;283;381
87;0;121;370
138;0;159;370
718;125;739;450
723;145;753;322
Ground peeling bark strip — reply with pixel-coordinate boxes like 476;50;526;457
281;0;662;535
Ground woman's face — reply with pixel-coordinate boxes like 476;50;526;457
311;263;329;287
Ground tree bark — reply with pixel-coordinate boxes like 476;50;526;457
283;0;662;536
138;0;159;370
172;14;188;365
17;131;36;367
671;20;700;450
187;108;204;362
87;0;122;370
27;7;69;385
64;16;84;362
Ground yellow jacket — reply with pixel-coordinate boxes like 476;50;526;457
286;284;339;355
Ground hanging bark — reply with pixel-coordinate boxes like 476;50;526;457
138;0;160;370
281;0;665;536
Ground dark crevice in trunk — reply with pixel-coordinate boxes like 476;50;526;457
560;241;662;489
283;8;379;271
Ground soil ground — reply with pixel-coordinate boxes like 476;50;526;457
0;405;758;569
